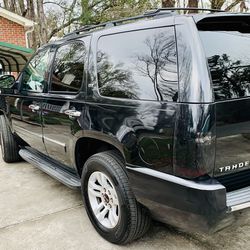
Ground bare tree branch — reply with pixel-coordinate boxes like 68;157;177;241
43;1;70;10
48;16;81;39
225;0;241;11
162;0;175;7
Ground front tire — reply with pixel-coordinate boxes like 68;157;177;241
0;115;20;163
81;151;151;244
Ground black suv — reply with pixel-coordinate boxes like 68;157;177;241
0;8;249;244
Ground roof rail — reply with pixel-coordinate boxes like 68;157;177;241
146;7;225;14
64;7;224;38
64;11;172;37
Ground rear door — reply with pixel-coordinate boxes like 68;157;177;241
42;38;90;168
198;16;250;180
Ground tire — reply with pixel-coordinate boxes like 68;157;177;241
0;97;6;112
0;115;20;163
81;150;151;244
0;97;6;136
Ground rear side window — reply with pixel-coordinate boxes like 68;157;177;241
199;18;250;101
50;42;86;93
97;27;178;101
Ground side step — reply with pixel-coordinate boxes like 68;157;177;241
19;148;81;189
227;186;250;212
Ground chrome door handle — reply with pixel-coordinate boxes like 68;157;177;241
64;109;81;118
28;104;40;112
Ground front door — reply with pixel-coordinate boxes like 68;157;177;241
11;47;53;154
42;39;89;167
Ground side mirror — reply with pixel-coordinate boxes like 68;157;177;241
0;75;17;94
0;75;15;88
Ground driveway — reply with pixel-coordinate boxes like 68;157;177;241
0;152;249;250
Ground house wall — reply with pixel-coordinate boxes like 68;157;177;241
0;16;26;47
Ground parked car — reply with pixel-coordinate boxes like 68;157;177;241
0;8;249;244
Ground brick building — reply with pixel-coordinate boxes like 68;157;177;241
0;7;34;73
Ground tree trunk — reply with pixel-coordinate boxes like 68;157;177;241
9;0;16;12
3;0;10;10
18;0;26;16
188;0;198;12
26;0;37;48
36;0;48;45
3;0;17;12
26;0;35;19
162;0;175;8
188;0;198;8
210;0;225;10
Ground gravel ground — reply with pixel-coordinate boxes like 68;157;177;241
0;153;249;250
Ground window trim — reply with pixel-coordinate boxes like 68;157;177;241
95;25;179;103
48;40;87;96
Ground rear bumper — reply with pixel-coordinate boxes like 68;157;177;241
127;167;250;233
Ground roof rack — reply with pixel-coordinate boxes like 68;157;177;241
146;7;225;14
64;7;224;37
64;11;170;37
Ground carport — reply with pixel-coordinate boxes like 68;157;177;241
0;41;33;74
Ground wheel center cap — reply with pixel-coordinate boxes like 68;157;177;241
103;193;109;203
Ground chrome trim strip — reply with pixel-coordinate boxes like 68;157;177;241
15;126;42;138
126;167;225;191
227;186;250;212
229;202;250;212
43;136;66;147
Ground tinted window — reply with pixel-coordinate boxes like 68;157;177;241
21;48;51;93
200;31;250;101
50;42;86;92
97;27;178;101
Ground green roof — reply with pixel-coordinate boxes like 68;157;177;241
0;42;34;72
0;41;34;54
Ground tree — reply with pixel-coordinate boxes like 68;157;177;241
187;0;198;13
188;0;198;8
36;0;47;45
80;0;155;25
210;0;225;9
162;0;175;7
46;0;81;39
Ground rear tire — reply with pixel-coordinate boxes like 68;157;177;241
0;115;20;163
81;150;151;244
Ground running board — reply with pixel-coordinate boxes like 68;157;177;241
227;186;250;212
19;148;81;189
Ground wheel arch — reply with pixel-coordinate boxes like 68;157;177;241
74;133;125;177
0;109;5;116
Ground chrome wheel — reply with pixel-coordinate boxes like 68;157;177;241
87;171;120;229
